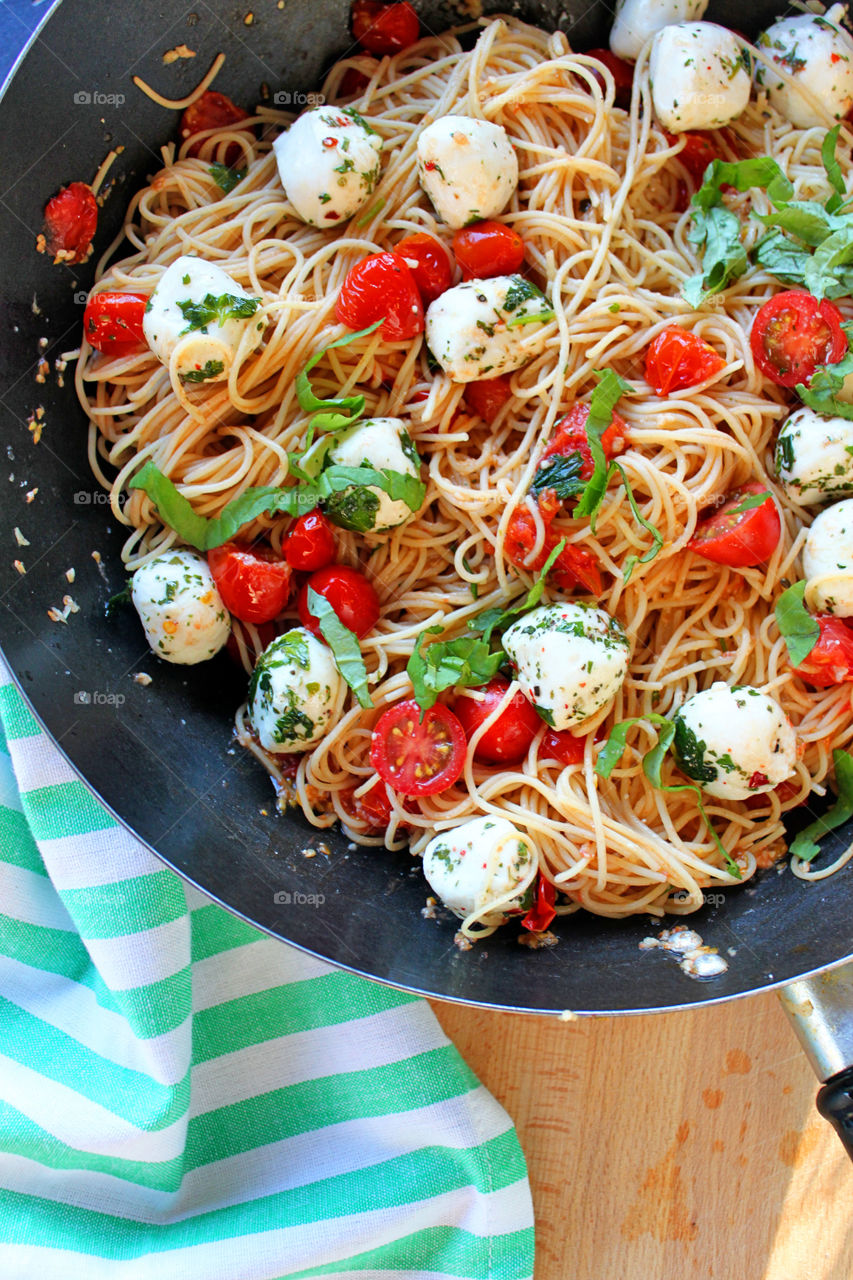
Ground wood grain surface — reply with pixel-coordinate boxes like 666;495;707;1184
431;991;853;1280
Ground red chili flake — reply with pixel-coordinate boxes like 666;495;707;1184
748;771;769;789
424;160;436;171
325;210;341;220
832;52;841;63
322;136;338;147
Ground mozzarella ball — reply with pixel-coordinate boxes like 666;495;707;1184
775;407;853;507
803;498;853;616
142;255;265;384
131;551;230;665
416;116;518;230
422;816;537;926
425;275;553;382
757;5;853;128
610;0;709;63
672;682;797;801
326;418;423;531
502;602;630;731
649;22;751;132
273;105;383;226
248;628;346;753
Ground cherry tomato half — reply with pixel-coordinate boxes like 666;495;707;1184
665;130;723;186
503;497;604;596
750;290;847;389
208;542;292;625
540;727;588;766
584;49;634;111
370;699;467;796
83;291;148;355
180;91;251;165
351;0;419;55
394;232;453;305
464;374;513;423
42;182;98;264
790;615;853;688
454;677;541;764
452;221;525;280
298;564;380;638
283;510;336;572
687;482;782;569
540;402;628;482
340;777;393;830
336;252;425;341
645;326;725;397
520;876;557;932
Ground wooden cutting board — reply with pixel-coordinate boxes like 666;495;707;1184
431;990;853;1279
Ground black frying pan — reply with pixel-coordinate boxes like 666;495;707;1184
2;0;853;1137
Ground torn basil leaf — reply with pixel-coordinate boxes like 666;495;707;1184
178;293;260;332
775;580;820;668
789;749;853;862
795;323;853;421
408;629;505;712
469;539;567;645
209;163;246;194
295;320;383;431
573;370;633;526
307;587;372;710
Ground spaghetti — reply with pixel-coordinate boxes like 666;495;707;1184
76;15;853;930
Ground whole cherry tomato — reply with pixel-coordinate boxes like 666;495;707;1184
180;91;252;166
283;510;336;572
452;221;525;280
645;326;725;396
394;232;453;304
454;677;541;764
336;252;424;341
351;0;419;54
464;375;513;423
298;564;380;638
583;48;634;110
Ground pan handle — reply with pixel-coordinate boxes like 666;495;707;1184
779;963;853;1161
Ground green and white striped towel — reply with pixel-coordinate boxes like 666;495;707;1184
0;657;534;1279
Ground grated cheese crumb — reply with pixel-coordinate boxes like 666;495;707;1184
13;527;29;547
453;931;473;952
25;488;38;503
133;672;153;687
13;560;25;575
162;43;196;63
91;550;102;564
65;568;75;583
244;11;254;24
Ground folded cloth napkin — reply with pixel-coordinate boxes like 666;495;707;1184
0;659;534;1279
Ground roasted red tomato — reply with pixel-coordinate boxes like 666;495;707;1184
208;542;292;625
665;131;723;185
504;497;603;596
394;232;453;305
83;291;148;354
520;876;557;932
584;49;634;111
454;677;541;765
336;252;424;341
452;222;525;280
298;564;380;638
42;182;98;264
791;615;853;688
540;402;628;482
351;0;419;54
180;91;251;164
370;699;467;796
283;510;336;572
464;375;513;423
541;727;588;766
750;290;847;389
340;777;393;830
645;326;725;396
339;64;375;97
688;482;782;569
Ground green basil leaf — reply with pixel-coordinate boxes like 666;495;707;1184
470;538;567;645
180;359;225;384
531;452;585;502
209;163;246;194
295;320;383;430
355;197;386;227
178;292;260;332
105;580;132;619
611;462;663;583
407;629;505;713
752;229;814;288
790;749;853;862
318;464;426;518
796;323;853;420
725;490;771;515
684;204;748;306
822;124;846;213
128;461;314;551
306;587;372;710
595;714;672;780
573;370;633;525
775;580;820;668
692;156;794;214
506;309;556;328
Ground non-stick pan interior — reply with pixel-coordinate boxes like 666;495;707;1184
0;0;850;1014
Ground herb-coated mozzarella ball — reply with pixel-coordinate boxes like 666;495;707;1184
142;255;264;385
649;22;751;132
672;682;797;801
502;602;630;731
326;417;423;532
757;5;853;129
248;627;346;753
803;498;853;616
131;551;230;665
416;116;518;230
775;407;853;507
422;816;538;926
609;0;709;63
425;275;553;382
272;105;383;226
